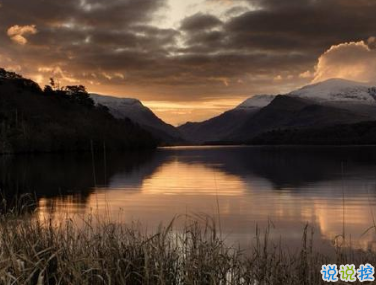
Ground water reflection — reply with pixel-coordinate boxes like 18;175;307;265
2;146;376;251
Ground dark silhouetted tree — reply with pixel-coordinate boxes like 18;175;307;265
65;85;94;108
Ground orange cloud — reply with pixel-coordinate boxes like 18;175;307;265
7;25;37;45
313;39;376;84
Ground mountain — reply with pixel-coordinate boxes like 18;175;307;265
178;95;276;143
237;95;277;109
250;120;376;145
0;68;156;154
90;94;184;145
180;78;376;144
226;79;376;142
226;95;373;142
290;78;376;103
291;78;376;119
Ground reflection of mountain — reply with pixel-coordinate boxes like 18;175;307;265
162;146;376;192
0;151;160;203
4;147;376;202
6;146;376;251
102;151;172;190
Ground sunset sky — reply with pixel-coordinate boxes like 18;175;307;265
0;0;376;125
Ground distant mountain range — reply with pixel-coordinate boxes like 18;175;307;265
91;94;184;144
2;66;376;148
178;78;376;144
86;79;376;146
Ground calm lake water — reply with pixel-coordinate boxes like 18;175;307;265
2;146;376;251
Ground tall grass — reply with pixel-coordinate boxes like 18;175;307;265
0;203;375;284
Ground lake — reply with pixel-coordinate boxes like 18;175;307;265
2;146;376;252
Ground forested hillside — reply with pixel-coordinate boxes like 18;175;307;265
0;69;157;154
250;120;376;145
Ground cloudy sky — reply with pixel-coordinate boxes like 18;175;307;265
0;0;375;125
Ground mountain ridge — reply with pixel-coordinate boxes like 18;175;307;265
178;94;276;143
179;78;376;144
0;68;157;154
291;78;376;103
91;94;185;145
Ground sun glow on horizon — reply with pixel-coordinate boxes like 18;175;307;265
143;97;245;125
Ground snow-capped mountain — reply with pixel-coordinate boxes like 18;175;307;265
236;95;276;109
226;79;376;142
180;78;376;144
91;95;145;121
91;94;184;144
290;78;376;104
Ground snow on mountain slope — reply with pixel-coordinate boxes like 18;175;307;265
91;94;151;126
236;95;276;109
290;78;376;104
90;94;183;143
180;79;376;144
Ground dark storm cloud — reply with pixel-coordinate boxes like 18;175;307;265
236;0;376;48
180;13;222;32
0;0;375;103
0;0;164;27
0;0;174;82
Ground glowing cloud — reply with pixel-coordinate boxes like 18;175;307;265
313;39;376;84
7;25;37;45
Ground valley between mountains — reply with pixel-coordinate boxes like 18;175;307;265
93;78;376;145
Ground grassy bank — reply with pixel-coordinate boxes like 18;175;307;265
0;209;375;285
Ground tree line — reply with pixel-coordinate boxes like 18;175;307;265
0;68;157;154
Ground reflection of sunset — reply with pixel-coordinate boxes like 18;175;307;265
38;196;89;224
141;160;246;195
310;198;376;250
36;154;376;251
